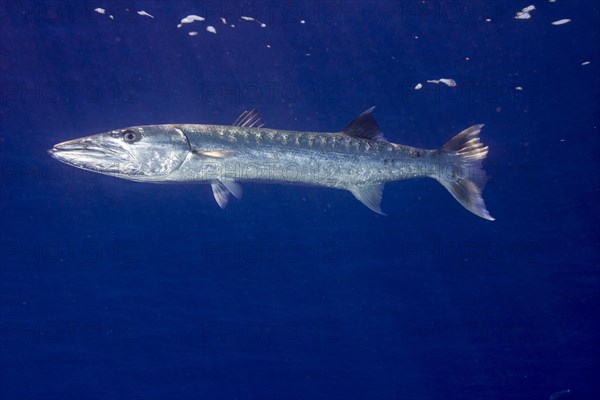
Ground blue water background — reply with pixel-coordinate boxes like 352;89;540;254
1;1;599;399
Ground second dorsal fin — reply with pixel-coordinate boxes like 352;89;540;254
233;109;265;128
342;106;386;141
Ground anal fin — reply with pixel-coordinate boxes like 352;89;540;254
349;183;386;215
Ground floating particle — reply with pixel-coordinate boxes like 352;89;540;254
266;44;271;48
465;57;470;61
230;24;235;28
515;5;535;20
305;53;311;56
414;83;423;90
109;15;114;20
548;389;571;400
206;26;217;34
188;31;198;36
94;8;106;14
180;15;205;24
427;78;457;87
241;15;267;28
551;19;571;25
177;23;182;28
221;17;227;24
137;10;154;18
514;12;531;20
515;86;523;90
439;78;457;87
485;18;492;22
300;20;306;24
581;61;591;65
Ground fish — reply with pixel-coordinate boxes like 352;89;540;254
48;107;494;220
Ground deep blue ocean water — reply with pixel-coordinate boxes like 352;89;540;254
1;1;599;399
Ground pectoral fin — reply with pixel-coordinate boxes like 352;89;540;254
349;184;386;215
193;150;236;158
211;180;243;209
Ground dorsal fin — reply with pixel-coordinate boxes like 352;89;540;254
342;106;385;141
233;109;265;128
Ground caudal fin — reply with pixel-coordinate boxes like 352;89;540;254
435;125;494;221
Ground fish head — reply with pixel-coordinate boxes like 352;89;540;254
48;125;190;181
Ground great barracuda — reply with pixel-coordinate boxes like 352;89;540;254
48;108;494;220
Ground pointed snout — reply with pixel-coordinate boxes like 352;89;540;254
47;136;129;175
48;137;116;159
49;137;87;155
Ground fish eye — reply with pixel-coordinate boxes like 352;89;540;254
122;130;141;143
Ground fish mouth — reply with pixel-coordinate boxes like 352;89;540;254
48;139;136;174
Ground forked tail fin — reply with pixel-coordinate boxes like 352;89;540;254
434;125;495;221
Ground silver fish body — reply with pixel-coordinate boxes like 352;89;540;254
169;125;434;185
49;108;494;220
